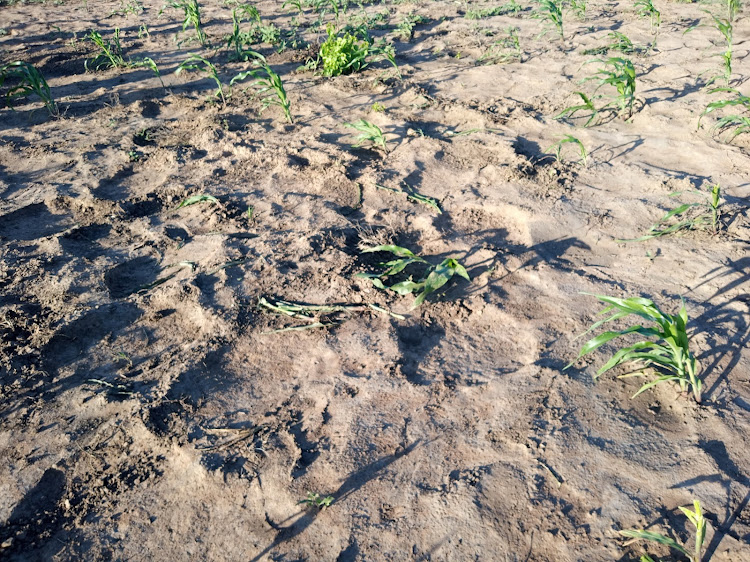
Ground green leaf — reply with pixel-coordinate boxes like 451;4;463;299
177;194;219;208
629;374;684;398
371;278;387;290
381;258;420;276
361;245;420;258
389;279;424;295
619;530;690;557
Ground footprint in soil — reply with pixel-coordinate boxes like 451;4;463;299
288;412;322;479
396;322;446;386
2;467;68;560
105;256;160;298
0;203;71;241
93;166;136;200
42;302;142;370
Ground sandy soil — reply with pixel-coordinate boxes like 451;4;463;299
1;0;749;559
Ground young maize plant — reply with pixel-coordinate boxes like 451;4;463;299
163;0;208;46
85;28;164;84
478;27;522;65
465;0;522;19
344;119;389;152
226;2;262;58
356;245;470;308
635;0;661;34
375;182;441;214
570;0;587;20
621;500;707;562
617;184;722;241
556;91;599;126
586;57;637;117
0;61;57;116
546;134;588;166
705;12;733;86
566;295;702;403
583;31;638;56
230;52;293;123
700;87;750;141
727;0;741;21
532;0;564;40
176;55;225;104
86;28;128;70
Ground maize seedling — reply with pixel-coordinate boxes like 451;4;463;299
566;294;702;402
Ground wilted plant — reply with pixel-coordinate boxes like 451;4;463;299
0;61;57;116
163;0;207;46
606;31;635;53
699;87;750;140
635;0;661;33
356;245;470;308
618;184;722;240
478;27;521;64
176;55;225;104
231;52;293;123
345;119;389;152
566;294;702;402
621;500;708;562
533;0;564;40
546;134;587;166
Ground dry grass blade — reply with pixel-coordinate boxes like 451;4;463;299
257;296;404;333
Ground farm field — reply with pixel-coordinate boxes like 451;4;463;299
1;0;749;559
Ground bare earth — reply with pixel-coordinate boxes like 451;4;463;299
1;0;749;560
